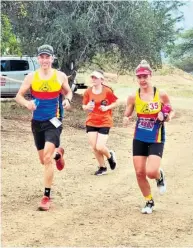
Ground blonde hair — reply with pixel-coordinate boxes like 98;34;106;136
135;60;152;73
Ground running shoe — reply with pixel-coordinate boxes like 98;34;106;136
156;168;166;195
141;199;155;214
38;196;50;211
107;150;117;170
94;167;107;176
55;147;65;171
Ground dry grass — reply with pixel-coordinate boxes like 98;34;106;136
0;94;127;130
1;67;193;130
77;67;193;98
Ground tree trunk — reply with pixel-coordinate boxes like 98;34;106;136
61;59;77;87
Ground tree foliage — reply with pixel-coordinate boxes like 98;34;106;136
1;14;21;55
1;1;185;74
169;29;193;72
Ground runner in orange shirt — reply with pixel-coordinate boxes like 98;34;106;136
82;70;118;175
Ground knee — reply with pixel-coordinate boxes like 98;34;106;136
89;144;97;153
135;170;146;180
95;144;104;153
146;169;158;179
43;154;52;165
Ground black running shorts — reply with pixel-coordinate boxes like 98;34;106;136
86;125;110;135
133;139;164;158
31;119;63;150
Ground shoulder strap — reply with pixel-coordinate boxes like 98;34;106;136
153;86;156;96
32;70;39;80
102;83;113;92
138;87;156;97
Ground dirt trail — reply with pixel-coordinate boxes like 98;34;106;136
2;71;193;247
1;97;193;247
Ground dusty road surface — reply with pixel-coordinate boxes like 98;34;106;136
1;72;193;247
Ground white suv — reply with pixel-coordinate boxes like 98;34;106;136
0;56;83;97
0;56;40;97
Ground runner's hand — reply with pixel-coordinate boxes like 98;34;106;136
157;112;171;122
157;112;164;122
123;116;132;127
99;105;109;112
164;114;171;122
26;100;37;111
86;101;95;111
62;99;71;110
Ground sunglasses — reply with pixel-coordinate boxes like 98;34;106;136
137;75;148;79
91;76;99;80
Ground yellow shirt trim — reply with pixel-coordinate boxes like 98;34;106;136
31;69;61;92
135;88;162;115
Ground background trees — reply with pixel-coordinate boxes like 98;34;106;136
1;1;186;74
1;14;21;55
168;29;193;73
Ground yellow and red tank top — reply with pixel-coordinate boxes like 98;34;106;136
31;69;64;121
134;87;165;143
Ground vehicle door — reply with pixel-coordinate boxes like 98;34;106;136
0;59;10;96
9;59;31;95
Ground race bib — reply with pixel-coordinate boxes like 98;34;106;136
49;117;62;128
138;118;155;131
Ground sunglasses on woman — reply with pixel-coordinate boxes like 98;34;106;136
91;76;99;80
137;75;148;79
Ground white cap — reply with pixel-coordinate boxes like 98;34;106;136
90;71;104;79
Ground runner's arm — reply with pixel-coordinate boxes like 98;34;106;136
124;93;135;117
58;72;72;109
106;101;118;110
98;89;118;112
82;90;90;111
123;94;135;126
61;72;73;102
160;90;175;121
15;73;36;110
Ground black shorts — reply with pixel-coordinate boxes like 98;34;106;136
86;125;110;135
133;139;164;158
31;119;63;150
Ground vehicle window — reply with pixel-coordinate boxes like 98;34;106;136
0;60;30;71
31;57;40;70
10;60;29;71
1;60;10;71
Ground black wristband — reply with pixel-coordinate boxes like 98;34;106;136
65;98;71;104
